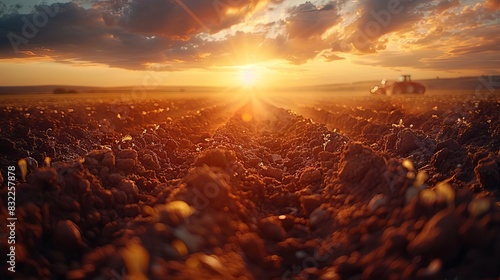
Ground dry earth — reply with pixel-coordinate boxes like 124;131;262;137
0;90;499;280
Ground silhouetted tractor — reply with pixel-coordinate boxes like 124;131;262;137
370;75;426;95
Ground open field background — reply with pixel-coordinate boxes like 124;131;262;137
0;86;499;279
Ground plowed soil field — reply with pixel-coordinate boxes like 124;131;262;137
1;90;499;279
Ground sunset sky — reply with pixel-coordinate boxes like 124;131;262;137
0;0;499;87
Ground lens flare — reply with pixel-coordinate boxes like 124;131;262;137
241;112;253;122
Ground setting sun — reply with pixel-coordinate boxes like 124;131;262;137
240;66;260;88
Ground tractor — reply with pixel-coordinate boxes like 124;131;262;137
370;75;426;95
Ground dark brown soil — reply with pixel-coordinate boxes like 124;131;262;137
1;91;499;279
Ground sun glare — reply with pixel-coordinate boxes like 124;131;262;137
240;66;259;88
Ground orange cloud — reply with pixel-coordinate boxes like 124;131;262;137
0;0;498;74
485;0;500;10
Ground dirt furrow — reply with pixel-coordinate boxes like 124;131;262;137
1;93;499;280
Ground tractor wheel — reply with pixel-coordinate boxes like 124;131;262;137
417;86;425;94
405;85;415;94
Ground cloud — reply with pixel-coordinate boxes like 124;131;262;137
354;48;500;74
434;0;461;14
412;3;499;63
330;0;499;72
100;0;266;38
285;1;341;39
0;1;272;69
485;0;500;10
0;1;343;68
320;51;344;62
338;0;433;53
0;0;498;74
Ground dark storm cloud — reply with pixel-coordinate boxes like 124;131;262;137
0;1;342;69
0;3;97;56
0;3;150;67
285;1;341;39
0;1;271;69
102;0;264;38
0;0;498;73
